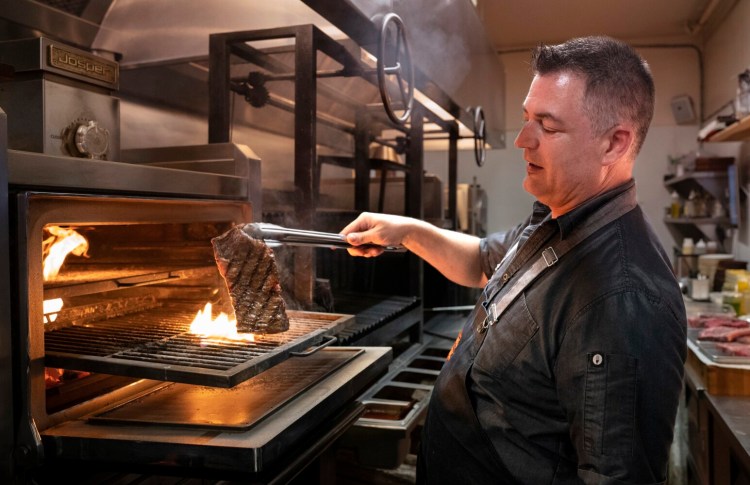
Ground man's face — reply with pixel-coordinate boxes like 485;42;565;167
514;72;610;217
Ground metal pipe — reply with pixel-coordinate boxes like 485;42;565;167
232;68;360;82
261;91;356;133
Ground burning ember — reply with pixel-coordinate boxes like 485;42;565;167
42;225;89;280
43;298;63;324
189;302;255;341
45;367;90;388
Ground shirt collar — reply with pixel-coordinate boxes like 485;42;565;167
532;179;637;239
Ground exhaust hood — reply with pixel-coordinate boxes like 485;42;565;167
0;0;505;150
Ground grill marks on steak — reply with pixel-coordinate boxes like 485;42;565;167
211;226;289;334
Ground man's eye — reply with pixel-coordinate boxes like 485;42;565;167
541;125;556;133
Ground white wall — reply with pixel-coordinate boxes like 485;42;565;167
703;0;750;118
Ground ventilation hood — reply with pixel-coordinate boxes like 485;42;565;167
0;0;505;149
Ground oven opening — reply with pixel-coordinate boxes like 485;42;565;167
40;219;236;415
25;194;354;429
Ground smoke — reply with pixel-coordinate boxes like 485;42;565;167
406;3;471;95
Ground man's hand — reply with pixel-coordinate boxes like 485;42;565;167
340;212;486;288
340;212;417;257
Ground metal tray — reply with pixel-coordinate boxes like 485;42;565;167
88;348;363;430
688;327;750;365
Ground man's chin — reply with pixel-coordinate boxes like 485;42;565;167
522;178;537;195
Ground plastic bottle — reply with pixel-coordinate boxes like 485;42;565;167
736;69;750;119
695;239;706;255
740;276;750;315
670;191;681;219
683;191;696;218
682;238;694;255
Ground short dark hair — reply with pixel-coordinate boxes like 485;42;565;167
531;36;655;155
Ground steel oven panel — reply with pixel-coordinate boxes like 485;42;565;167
40;347;392;476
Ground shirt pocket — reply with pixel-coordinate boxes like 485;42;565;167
473;295;539;380
583;352;638;457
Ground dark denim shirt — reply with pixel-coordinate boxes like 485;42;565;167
461;181;686;484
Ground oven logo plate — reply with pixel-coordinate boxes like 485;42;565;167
49;45;119;86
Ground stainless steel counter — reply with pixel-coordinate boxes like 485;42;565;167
684;297;750;484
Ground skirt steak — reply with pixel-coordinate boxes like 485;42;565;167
211;226;290;334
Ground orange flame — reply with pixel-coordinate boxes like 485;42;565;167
189;302;255;341
43;298;64;324
42;226;89;281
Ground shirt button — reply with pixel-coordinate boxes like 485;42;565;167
592;354;603;366
502;273;510;282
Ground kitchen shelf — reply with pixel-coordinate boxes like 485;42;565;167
664;217;732;225
709;114;750;142
664;169;736;276
665;171;728;202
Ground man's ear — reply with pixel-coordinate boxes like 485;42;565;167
602;126;634;166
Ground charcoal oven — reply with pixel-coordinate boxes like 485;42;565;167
0;37;393;483
0;0;507;479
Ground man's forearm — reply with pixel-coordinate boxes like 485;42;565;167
403;221;486;288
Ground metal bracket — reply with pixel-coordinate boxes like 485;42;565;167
290;334;338;356
542;247;558;267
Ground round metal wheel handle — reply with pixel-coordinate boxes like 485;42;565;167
473;106;486;167
377;13;414;126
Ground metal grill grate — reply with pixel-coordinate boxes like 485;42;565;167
45;304;352;387
332;293;420;344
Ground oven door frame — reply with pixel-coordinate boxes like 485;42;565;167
1;109;15;480
13;192;253;467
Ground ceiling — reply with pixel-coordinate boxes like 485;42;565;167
477;0;736;52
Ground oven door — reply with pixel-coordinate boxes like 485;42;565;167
40;346;391;478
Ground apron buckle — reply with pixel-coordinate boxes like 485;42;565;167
479;316;490;333
479;302;499;333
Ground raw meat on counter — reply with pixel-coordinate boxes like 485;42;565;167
716;341;750;357
211;225;290;334
697;325;750;342
689;314;750;328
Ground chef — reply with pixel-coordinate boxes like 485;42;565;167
342;35;687;484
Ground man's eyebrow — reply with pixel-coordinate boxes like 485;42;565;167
523;107;563;124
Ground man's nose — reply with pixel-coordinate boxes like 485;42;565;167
514;122;536;149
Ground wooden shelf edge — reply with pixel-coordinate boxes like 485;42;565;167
664;171;727;186
709;114;750;142
664;217;732;225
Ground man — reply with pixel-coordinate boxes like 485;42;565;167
341;36;687;483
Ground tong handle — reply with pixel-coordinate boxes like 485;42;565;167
243;223;405;252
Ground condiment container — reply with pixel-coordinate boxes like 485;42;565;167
682;238;694;255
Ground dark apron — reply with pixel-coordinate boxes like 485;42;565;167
417;293;512;483
417;191;636;484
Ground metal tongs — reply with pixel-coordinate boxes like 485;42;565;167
242;223;406;252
